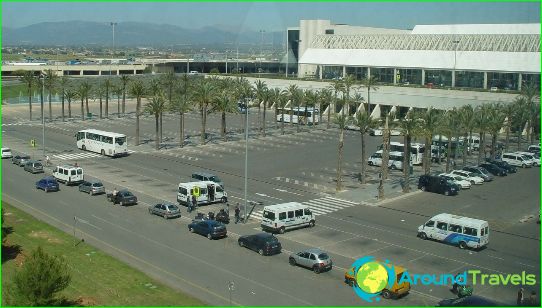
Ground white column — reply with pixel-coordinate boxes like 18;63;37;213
393;68;398;84
319;65;323;80
421;69;425;86
451;71;456;87
367;67;371;78
483;72;488;89
517;73;522;91
342;66;346;78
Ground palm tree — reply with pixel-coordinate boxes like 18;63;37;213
418;108;443;174
148;77;163;142
342;74;358;114
269;87;283;130
361;75;379;114
442;108;461;172
192;79;216;145
260;88;273;137
352;110;379;184
276;94;289;135
502;100;517;152
43;69;57;121
334;113;349;192
161;72;177;141
318;88;333;129
17;70;35;121
77;81;91;121
520;83;540;144
129;80;146;145
459;105;476;167
212;89;237;141
58;76;69;122
331;79;344;114
474;104;492;164
304;90;318;129
64;88;77;119
234;77;254;139
286;84;299;129
104;78;112;118
486;104;506;160
511;99;529;151
253;80;268;134
112;84;123;118
95;83;105;119
144;91;167;150
120;75;130;115
396;115;419;192
380;115;391;187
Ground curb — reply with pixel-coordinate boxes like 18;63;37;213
368;189;423;206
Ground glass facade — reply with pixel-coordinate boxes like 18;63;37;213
345;67;367;80
522;74;540;90
455;71;484;89
487;72;518;90
396;69;422;85
371;67;394;84
425;70;452;87
322;66;343;79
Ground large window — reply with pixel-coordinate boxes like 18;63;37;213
322;66;343;79
371;68;394;84
522;74;540;90
345;67;367;80
425;70;452;87
397;69;422;85
487;72;518;90
455;71;484;89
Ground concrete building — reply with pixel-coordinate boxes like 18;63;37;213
289;20;540;91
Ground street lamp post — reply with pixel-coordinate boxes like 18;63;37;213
40;73;45;158
244;102;249;223
259;30;265;78
453;39;459;88
110;22;117;76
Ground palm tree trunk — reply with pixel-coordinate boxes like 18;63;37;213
122;88;126;115
159;112;163;143
319;102;323;124
275;107;279;130
68;99;72;119
403;134;411;193
258;102;262;135
424;136;431;174
105;91;109;118
136;99;141;145
491;134;498;159
155;114;159;150
201;106;207;145
180;112;185;148
117;96;120;118
360;132;366;184
296;106;301;133
281;110;285;135
85;97;90;116
382;130;390;181
222;111;227;142
28;89;32;121
80;98;85;121
327;106;331;129
312;108;316;129
462;132;468;167
505;124;510;152
336;130;344;192
517;130;521;151
99;97;103;119
290;109;294;128
48;94;52;122
478;131;484;164
61;95;65;122
445;136;452;172
263;102;267;137
40;90;44;122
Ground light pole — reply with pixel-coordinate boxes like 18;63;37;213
40;73;45;158
244;102;249;223
453;39;459;88
259;30;265;78
110;22;117;76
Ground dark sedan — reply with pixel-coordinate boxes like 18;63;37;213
188;220;227;240
437;295;508;306
479;163;507;176
12;155;31;166
238;233;282;256
149;203;181;219
107;190;138;206
485;159;517;173
36;177;60;193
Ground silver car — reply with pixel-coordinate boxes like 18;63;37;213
148;203;182;219
78;180;105;195
12;155;31;166
23;160;44;174
289;248;333;274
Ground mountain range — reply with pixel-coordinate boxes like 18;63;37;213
2;21;284;47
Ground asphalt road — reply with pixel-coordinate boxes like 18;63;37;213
2;101;540;306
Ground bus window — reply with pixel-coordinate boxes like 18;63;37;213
463;227;477;236
436;222;448;231
425;220;435;227
279;212;286;221
115;137;126;145
449;224;462;233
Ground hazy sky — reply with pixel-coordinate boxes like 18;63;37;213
3;1;540;31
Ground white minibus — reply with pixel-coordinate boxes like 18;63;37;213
417;213;489;249
177;181;227;206
261;202;315;234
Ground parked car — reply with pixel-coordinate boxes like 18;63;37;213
35;176;60;193
437;295;507;306
438;173;471;189
23;160;44;174
462;166;494;182
450;170;484;185
479;163;507;176
418;175;459;196
289;248;333;274
12;155;31;166
78;180;105;195
149;203;181;219
106;190;138;206
485;159;517;173
514;151;540;167
238;233;282;256
369;128;402;136
188;220;227;239
191;171;224;188
528;145;540;153
1;147;13;159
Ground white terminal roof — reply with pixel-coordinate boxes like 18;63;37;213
412;23;540;35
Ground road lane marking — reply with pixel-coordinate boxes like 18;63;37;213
76;217;103;230
273;188;304;196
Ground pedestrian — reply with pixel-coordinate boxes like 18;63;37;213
527;291;537;306
452;272;461;293
517;288;524;306
192;194;198;211
45;155;51;166
226;202;230;216
234;204;240;224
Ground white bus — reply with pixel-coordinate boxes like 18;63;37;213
76;129;128;157
378;142;425;165
276;107;319;125
417;213;489;249
261;202;315;234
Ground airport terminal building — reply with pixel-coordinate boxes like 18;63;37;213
288;20;540;90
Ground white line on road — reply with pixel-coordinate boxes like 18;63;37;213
76;217;103;230
517;262;536;268
255;193;283;201
487;254;505;261
273;188;304;196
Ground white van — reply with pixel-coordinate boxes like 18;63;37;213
261;202;315;234
177;181;227;206
53;165;84;185
368;150;403;170
501;152;532;168
460;136;480;151
417;213;489;249
1;147;13;159
514;152;540;167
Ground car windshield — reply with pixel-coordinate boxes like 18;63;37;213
34;163;43;167
262;211;275;220
167;205;178;211
209;176;221;182
318;253;330;260
22;156;30;159
92;182;103;187
122;191;133;196
115;137;126;145
265;236;278;244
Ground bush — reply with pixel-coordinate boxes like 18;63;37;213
7;246;71;306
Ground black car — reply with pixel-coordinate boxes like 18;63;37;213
188;220;227;240
107;190;138;206
479;163;507;176
238;233;282;256
485;159;517;173
437;295;508;306
418;175;459;196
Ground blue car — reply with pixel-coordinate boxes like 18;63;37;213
188;220;227;240
36;177;60;193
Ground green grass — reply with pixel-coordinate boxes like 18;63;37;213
1;202;206;306
1;84;29;100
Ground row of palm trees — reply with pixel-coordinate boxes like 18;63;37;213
332;83;539;195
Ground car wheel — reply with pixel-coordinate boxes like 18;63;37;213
148;209;153;215
90;190;94;196
420;186;426;191
459;241;467;249
238;240;244;247
258;249;264;256
289;257;296;266
419;232;427;240
391;165;397;170
120;201;124;206
207;233;212;240
44;187;48;193
381;289;392;299
309;220;315;227
444;190;450;196
279;227;285;234
368;161;374;166
313;266;321;274
470;180;475;185
189;227;194;233
221;197;227;203
163;214;168;220
82;145;86;151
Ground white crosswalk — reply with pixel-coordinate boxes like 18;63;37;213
249;196;359;221
53;149;136;161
